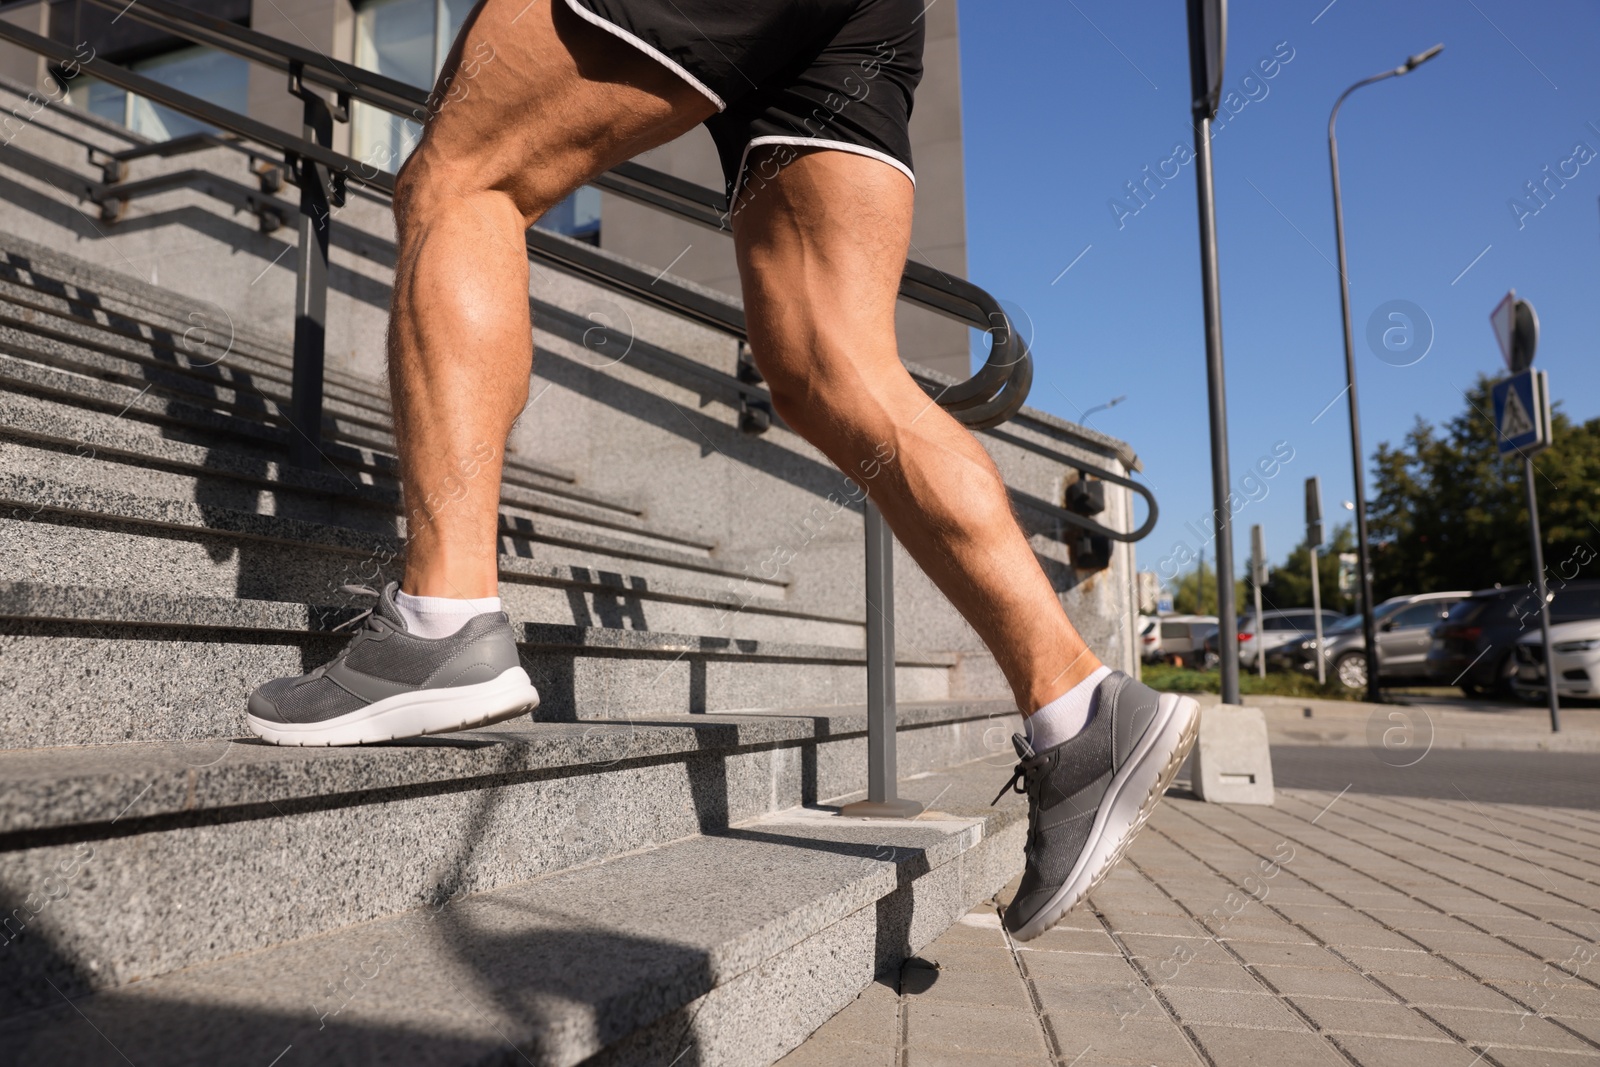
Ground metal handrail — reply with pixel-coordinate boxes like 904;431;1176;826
67;0;1032;427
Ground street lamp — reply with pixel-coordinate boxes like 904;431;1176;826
1082;394;1127;422
1328;42;1443;704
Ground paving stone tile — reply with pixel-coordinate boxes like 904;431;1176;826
1326;1034;1484;1066
1117;932;1234;965
1339;947;1466;979
1043;1013;1201;1066
1408;928;1532;957
1157;987;1307;1031
903;969;1030;1009
1295;920;1425;952
1030;977;1156;1021
1021;926;1121;955
1212;918;1318;944
1506;983;1600;1019
1376;974;1526;1012
1097;912;1210;939
1251;965;1392;1001
776;1036;898;1067
1363;908;1485;932
1419;1006;1596;1052
1186;1024;1336;1066
919;943;1027;976
1229;940;1351;971
1018;949;1144;985
904;1001;1046;1058
1147;960;1267;992
1550;1012;1600;1047
1446;952;1573;985
903;1049;1035;1067
1478;1047;1600;1066
806;982;899;1045
1289;996;1451;1041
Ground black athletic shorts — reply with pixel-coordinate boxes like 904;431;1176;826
562;0;925;200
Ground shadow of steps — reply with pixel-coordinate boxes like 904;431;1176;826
0;399;714;554
0;582;939;746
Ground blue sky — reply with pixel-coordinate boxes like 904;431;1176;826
958;0;1600;592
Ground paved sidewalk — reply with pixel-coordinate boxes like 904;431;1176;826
1210;692;1600;754
779;788;1600;1066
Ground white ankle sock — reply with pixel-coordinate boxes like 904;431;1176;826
1024;665;1112;752
393;590;502;639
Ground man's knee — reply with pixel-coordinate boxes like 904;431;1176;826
392;140;564;234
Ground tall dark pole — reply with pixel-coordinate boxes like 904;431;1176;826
1192;118;1240;702
1326;44;1442;704
1187;0;1240;704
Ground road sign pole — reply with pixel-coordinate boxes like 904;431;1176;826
1251;525;1266;679
1306;476;1326;685
1309;546;1326;684
1523;456;1561;732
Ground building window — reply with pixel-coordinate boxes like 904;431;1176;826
68;45;248;141
350;0;471;171
350;0;598;242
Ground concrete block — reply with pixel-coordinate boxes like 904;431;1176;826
1191;703;1276;805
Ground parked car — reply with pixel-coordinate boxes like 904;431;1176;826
1513;618;1600;700
1137;615;1163;662
1426;581;1600;696
1267;592;1467;690
1157;615;1217;666
1235;608;1347;668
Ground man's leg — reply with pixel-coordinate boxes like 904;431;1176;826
730;148;1099;716
731;147;1199;943
246;0;716;744
389;0;716;602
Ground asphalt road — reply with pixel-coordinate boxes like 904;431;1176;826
1268;744;1600;811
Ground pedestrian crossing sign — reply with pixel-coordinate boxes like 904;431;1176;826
1492;369;1552;455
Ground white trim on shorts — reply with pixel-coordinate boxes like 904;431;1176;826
561;0;727;112
731;135;916;203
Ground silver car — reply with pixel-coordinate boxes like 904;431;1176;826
1286;592;1467;690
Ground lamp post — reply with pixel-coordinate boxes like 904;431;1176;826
1082;394;1127;423
1328;43;1442;704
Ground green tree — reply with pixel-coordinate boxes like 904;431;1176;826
1170;557;1248;616
1367;375;1600;597
1260;523;1357;614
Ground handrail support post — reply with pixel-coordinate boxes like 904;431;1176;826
288;73;336;468
840;501;924;820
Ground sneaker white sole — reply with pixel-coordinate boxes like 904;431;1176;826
246;666;541;747
1008;692;1200;942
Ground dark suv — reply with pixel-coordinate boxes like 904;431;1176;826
1425;581;1600;696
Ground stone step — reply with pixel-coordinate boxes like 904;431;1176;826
0;232;382;403
0;349;640;518
0;706;1021;1045
0;314;605;504
0;396;717;556
0;582;933;745
0;310;417;459
0;271;391;420
0;467;775;606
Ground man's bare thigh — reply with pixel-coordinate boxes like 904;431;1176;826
399;0;717;224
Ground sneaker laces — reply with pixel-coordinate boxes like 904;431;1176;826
302;585;390;685
330;583;381;632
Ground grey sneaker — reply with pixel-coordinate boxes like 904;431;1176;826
246;582;540;746
996;671;1199;941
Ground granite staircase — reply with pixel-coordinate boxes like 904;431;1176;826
0;233;1030;1065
